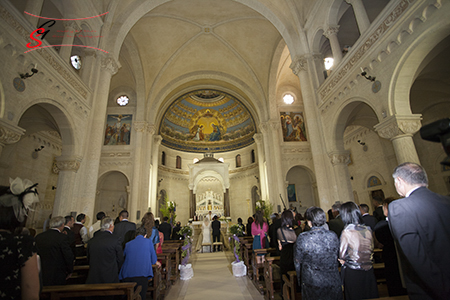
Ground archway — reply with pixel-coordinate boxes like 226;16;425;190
95;171;130;220
285;166;316;214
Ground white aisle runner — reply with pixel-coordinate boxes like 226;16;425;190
163;251;265;300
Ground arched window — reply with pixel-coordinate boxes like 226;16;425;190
176;156;181;169
161;151;166;166
236;154;241;168
251;149;255;163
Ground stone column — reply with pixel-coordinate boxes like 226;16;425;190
253;133;268;200
80;49;97;88
0;121;25;157
290;55;334;208
329;151;353;203
345;0;371;34
190;190;195;218
129;121;148;222
269;120;287;207
76;55;119;219
323;25;343;66
224;189;230;217
24;0;44;27
259;122;280;204
374;115;422;164
59;21;81;64
149;135;162;212
53;156;82;216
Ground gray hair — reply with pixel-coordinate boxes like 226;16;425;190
101;216;114;230
392;162;428;186
49;216;65;229
331;203;341;211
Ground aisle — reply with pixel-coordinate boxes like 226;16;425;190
164;250;265;300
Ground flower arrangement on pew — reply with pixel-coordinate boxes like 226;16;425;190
229;224;246;276
178;225;194;280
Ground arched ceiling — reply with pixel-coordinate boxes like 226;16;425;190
159;89;256;153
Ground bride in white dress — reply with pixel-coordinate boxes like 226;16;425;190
202;218;212;252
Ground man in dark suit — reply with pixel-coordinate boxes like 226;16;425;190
328;202;344;238
211;215;221;251
359;204;377;230
113;210;136;245
389;162;450;300
86;216;124;284
372;196;385;222
62;215;76;257
159;216;172;241
35;216;74;286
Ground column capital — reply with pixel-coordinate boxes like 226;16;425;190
63;20;81;32
290;55;308;75
0;121;25;146
153;135;163;145
100;55;120;75
374;114;422;140
55;156;82;173
269;120;281;131
133;121;148;133
253;132;263;144
324;25;340;38
329;151;351;166
259;122;270;134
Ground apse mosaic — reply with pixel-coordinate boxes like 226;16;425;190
159;90;256;153
280;112;307;142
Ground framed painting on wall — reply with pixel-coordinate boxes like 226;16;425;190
287;184;297;202
280;112;307;142
104;114;132;145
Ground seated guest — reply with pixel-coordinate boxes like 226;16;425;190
73;213;88;257
119;227;161;300
0;179;40;299
277;210;296;280
246;216;254;236
86;217;123;284
236;218;245;237
374;197;407;296
295;207;342;299
35;216;74;286
339;202;378;300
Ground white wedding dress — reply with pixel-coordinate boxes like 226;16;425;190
202;219;212;252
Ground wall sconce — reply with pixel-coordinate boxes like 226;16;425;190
360;67;376;81
20;64;39;79
35;145;44;152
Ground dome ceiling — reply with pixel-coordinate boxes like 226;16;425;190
160;90;256;153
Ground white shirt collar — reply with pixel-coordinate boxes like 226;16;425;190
406;186;422;197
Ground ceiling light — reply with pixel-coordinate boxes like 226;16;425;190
324;57;334;70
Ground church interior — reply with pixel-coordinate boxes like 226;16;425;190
0;0;449;231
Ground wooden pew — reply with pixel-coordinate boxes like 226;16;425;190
162;241;182;284
147;264;162;300
157;252;172;295
41;282;141;300
282;271;301;300
263;256;281;300
66;265;89;284
244;242;253;279
252;248;277;294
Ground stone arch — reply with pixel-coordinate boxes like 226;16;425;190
148;71;265;126
104;0;301;61
192;169;225;194
17;101;77;157
285;165;317;209
330;98;379;152
95;170;130;219
389;21;450;116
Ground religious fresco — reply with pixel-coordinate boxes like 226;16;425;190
280;112;307;142
159;90;256;153
104;114;132;145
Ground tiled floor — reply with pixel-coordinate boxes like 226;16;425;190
163;250;265;300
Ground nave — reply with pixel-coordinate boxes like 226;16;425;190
164;251;264;300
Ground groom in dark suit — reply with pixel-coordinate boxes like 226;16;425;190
389;162;450;300
113;210;136;245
